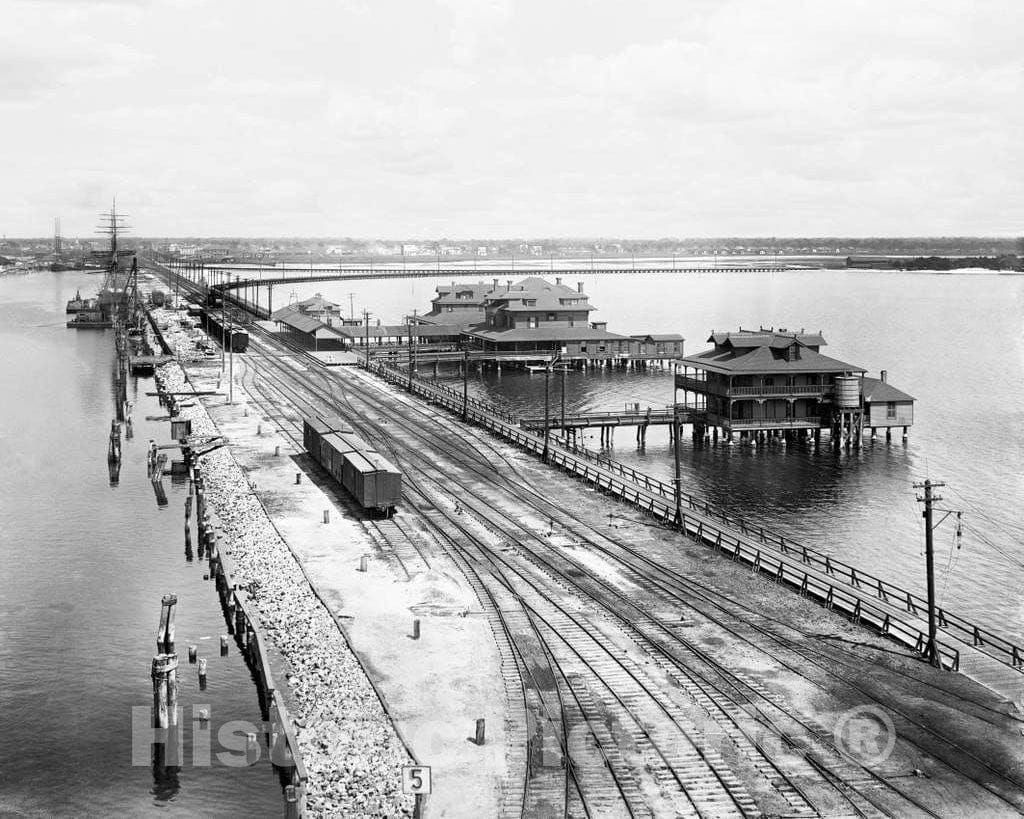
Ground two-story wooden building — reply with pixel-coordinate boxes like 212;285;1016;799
461;277;663;363
423;280;498;326
675;328;914;445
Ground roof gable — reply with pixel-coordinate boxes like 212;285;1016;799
709;328;827;349
862;376;915;402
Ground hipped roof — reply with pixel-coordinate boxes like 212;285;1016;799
681;344;864;374
709;329;826;348
466;326;627;342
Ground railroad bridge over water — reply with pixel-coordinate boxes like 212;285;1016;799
154;257;813;321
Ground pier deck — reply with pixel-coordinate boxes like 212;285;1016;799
152;263;1024;816
519;406;692;430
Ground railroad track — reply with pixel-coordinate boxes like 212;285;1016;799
157;278;1024;816
237;332;758;815
239;331;856;810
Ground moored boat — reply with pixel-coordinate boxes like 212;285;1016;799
66;289;99;313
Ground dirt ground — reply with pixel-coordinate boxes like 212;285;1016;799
192;349;1024;817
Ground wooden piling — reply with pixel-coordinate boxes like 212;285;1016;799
236;607;247;647
474;718;486;745
245;732;259;765
323;509;330;524
412;618;421;640
359;555;368;572
164;595;177;650
166;654;179;759
284;786;300;819
157;598;171;652
151;655;172;730
188;645;198;663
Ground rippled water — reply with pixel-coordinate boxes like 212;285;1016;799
301;268;1024;633
0;271;280;816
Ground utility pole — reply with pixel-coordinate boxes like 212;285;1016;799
229;276;238;403
673;408;683;524
560;361;566;431
219;271;226;374
462;345;469;422
362;309;370;368
407;314;414;391
411;308;418;378
543;360;551;463
914;479;946;668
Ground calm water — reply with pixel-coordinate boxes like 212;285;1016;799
0;271;279;817
290;267;1024;633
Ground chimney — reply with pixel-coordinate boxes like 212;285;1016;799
881;370;887;383
492;278;498;289
506;280;512;289
555;276;562;285
376;318;381;327
577;281;584;293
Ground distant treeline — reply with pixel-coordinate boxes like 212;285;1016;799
903;255;1022;271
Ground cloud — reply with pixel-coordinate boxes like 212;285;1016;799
1;0;1022;236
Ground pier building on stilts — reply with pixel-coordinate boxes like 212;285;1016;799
424;276;683;369
675;328;914;448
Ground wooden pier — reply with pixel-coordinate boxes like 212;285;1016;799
363;356;1024;691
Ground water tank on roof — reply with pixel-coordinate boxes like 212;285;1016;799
835;375;861;408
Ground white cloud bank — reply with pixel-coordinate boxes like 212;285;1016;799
1;0;1021;237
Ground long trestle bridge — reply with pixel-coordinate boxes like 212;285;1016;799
154;257;815;320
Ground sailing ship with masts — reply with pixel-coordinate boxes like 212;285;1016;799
67;201;139;329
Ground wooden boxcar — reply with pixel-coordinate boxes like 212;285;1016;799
303;418;332;453
202;308;250;352
302;415;402;514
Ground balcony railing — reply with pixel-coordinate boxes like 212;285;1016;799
726;416;821;429
676;375;833;399
728;384;832;397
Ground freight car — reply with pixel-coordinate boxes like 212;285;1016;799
302;416;402;515
201;307;250;352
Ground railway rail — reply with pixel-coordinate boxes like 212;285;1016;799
229;326;1024;816
158;267;1024;816
238;334;762;816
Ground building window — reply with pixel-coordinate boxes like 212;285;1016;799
446;306;453;312
547;313;555;321
887;401;897;419
529;316;537;329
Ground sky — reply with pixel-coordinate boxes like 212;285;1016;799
2;0;1022;238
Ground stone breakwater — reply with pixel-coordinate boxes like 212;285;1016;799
155;362;414;818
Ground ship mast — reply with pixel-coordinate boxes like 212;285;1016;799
96;199;135;325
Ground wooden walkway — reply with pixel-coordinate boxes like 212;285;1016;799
361;357;1024;699
519;406;695;430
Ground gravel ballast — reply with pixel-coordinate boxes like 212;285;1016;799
155;360;414;818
